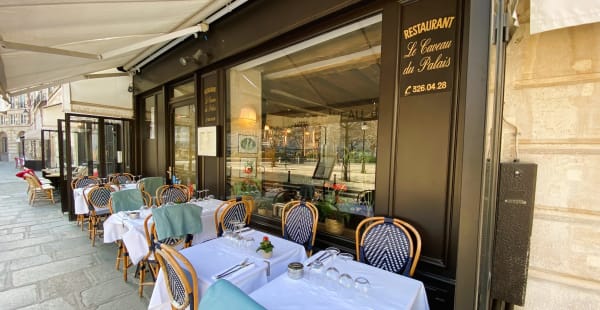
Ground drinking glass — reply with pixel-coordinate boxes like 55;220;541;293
324;266;340;292
338;273;354;298
354;277;370;296
324;247;340;266
223;229;234;242
338;253;354;268
244;236;255;254
307;260;324;284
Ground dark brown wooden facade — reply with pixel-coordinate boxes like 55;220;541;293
132;0;491;308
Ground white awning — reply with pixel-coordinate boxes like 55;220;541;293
0;0;245;97
530;0;600;34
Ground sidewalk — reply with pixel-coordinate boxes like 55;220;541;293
0;162;150;309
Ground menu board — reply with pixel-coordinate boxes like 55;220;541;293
202;71;218;125
399;5;457;97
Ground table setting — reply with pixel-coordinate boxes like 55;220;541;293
249;248;430;310
103;198;225;264
148;227;307;310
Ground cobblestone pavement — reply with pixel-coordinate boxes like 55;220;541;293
0;162;150;309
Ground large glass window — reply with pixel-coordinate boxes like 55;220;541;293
173;103;196;186
227;15;381;238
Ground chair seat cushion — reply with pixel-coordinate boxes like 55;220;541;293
41;184;55;190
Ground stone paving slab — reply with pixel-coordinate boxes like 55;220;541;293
0;162;149;309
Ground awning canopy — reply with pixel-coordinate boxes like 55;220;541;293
0;0;242;97
530;0;600;34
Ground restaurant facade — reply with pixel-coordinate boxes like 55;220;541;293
131;0;490;308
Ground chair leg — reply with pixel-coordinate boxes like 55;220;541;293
116;241;123;270
138;262;145;297
123;249;129;282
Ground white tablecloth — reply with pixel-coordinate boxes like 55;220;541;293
103;199;224;264
74;183;138;215
148;230;307;310
250;251;430;310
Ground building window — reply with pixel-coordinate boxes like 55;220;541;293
1;136;7;153
226;15;381;238
21;114;27;124
0;115;5;125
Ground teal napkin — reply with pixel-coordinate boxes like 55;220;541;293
140;177;165;197
152;203;203;240
111;189;145;212
199;279;266;310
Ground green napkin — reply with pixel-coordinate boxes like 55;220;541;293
199;279;266;310
140;177;165;197
152;203;203;240
111;189;145;212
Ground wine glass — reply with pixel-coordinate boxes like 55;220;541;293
354;277;370;296
202;189;211;200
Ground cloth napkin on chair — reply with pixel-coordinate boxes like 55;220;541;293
152;203;203;240
199;279;266;310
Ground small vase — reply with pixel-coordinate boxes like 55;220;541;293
260;250;273;259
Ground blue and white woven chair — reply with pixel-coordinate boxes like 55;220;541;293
156;184;190;205
281;200;318;256
355;217;422;277
215;198;251;237
86;184;115;247
154;242;199;310
108;172;134;185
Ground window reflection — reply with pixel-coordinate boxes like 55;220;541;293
227;15;381;238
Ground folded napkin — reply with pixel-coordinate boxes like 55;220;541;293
152;203;203;240
212;262;255;280
111;189;145;212
200;279;266;310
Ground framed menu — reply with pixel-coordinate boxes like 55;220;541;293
197;126;218;156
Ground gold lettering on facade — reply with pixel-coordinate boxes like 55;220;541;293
419;38;452;54
403;16;455;39
203;87;216;95
417;54;451;72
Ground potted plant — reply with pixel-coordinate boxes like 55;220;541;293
317;182;348;235
256;236;274;258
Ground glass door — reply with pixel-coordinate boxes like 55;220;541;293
171;102;196;188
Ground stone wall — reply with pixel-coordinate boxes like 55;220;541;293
503;20;600;309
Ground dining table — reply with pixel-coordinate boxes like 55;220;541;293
148;229;308;310
249;250;430;310
103;198;225;265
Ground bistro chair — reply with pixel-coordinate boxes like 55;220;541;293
72;176;102;229
108;188;150;281
137;176;165;205
355;217;422;277
71;175;100;190
86;184;115;247
24;174;55;206
357;189;375;206
140;205;201;297
154;242;199;310
108;172;135;185
155;184;190;205
138;214;161;297
214;198;251;237
281;200;318;256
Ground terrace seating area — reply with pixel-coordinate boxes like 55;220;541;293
9;164;428;309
